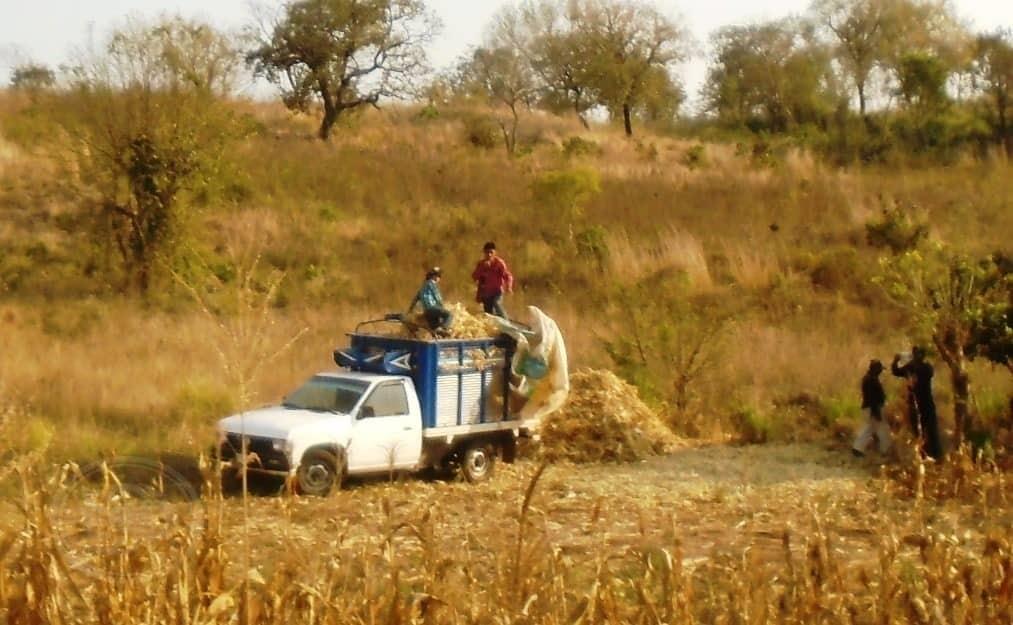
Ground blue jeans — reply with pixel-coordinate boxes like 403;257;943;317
481;294;507;318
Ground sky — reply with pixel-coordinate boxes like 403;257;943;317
1;1;1010;108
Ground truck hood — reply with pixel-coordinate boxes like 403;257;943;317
218;406;348;440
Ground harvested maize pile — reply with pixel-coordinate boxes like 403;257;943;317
539;368;681;463
392;302;500;339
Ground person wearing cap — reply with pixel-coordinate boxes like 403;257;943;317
852;359;890;457
409;267;452;334
891;345;942;460
471;241;513;318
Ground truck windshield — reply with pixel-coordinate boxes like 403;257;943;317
283;377;369;413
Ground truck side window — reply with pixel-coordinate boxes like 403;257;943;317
360;383;409;418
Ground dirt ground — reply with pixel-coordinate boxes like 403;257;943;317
31;442;1009;579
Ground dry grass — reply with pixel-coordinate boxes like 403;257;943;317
1;443;1011;624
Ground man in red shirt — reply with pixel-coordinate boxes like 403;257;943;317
471;241;514;318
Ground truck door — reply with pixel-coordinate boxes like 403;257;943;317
348;380;422;472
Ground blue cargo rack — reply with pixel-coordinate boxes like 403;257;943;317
334;334;515;429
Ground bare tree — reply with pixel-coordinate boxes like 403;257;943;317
811;0;890;117
247;0;438;141
457;45;539;156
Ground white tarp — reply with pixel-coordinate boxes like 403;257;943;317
492;306;570;427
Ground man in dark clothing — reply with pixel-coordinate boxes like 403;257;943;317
853;360;890;456
891;346;943;460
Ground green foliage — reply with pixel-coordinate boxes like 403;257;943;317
820;396;861;428
574;225;610;268
562;136;601;158
732;405;773;444
682;144;707;169
704;18;838;132
463;114;500;150
172;379;236;424
876;245;1012;440
51;17;249;294
601;285;729;420
530;168;601;219
865;204;928;254
9;64;55;91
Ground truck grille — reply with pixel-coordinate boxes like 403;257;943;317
220;434;290;472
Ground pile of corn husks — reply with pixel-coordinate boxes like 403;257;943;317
538;368;681;463
392;302;500;339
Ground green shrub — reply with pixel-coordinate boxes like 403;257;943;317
732;406;773;444
865;204;929;253
562;136;601;158
682;144;707;169
575;225;610;268
463;115;499;150
173;379;236;424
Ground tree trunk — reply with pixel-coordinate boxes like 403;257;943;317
622;102;633;137
934;334;972;448
575;99;590;130
858;81;867;118
951;366;970;448
319;100;338;141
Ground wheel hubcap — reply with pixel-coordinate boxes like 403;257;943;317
304;463;332;489
469;450;487;476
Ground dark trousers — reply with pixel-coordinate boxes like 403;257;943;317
910;395;943;460
481;294;507;318
424;307;452;330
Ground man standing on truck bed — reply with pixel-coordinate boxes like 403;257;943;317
472;241;513;318
409;267;452;335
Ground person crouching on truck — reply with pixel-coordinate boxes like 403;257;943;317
409;267;453;335
472;241;513;318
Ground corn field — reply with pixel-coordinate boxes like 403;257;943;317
2;445;1010;625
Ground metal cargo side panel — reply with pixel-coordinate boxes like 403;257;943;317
436;372;489;427
435;376;459;428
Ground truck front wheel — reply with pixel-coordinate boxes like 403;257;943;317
296;449;342;496
461;443;496;483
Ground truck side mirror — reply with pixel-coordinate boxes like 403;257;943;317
359;405;376;419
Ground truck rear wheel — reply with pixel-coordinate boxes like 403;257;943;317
296;449;342;496
461;443;495;483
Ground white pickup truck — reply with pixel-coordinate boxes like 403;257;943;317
216;321;566;495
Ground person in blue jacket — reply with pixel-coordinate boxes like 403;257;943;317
409;267;452;334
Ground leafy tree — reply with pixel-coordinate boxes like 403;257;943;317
704;18;837;132
895;51;949;112
10;63;55;91
248;0;437;141
877;244;1011;445
58;18;246;293
516;0;597;129
577;0;689;136
970;29;1013;155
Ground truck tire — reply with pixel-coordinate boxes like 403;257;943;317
296;449;343;496
461;443;495;483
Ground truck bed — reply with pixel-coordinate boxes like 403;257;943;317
335;333;518;430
